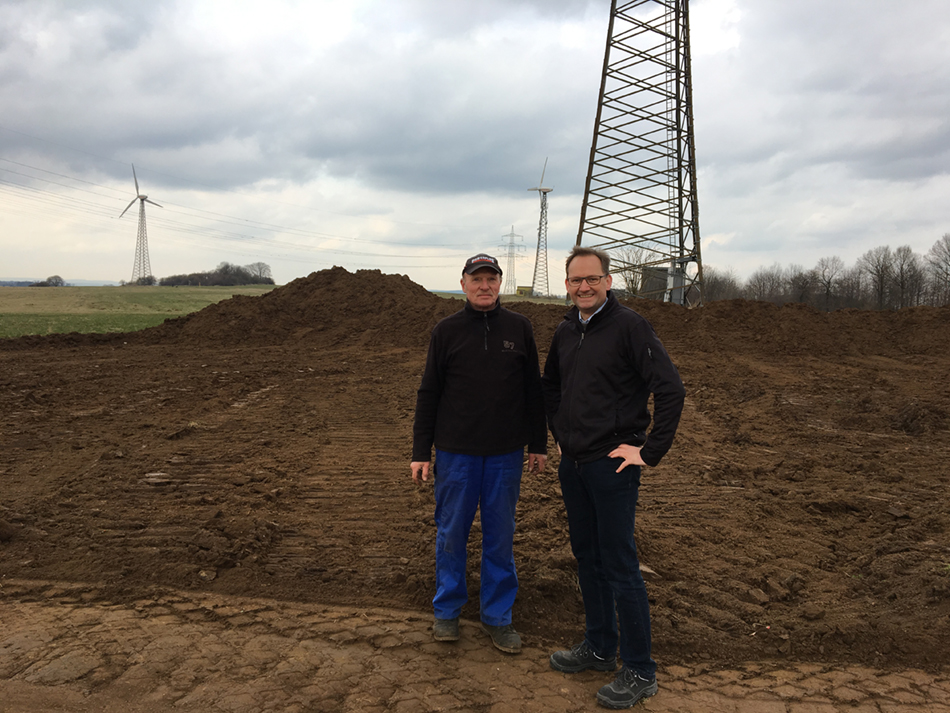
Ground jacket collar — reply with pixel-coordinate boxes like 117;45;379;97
464;298;502;319
563;291;619;327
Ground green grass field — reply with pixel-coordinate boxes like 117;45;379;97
432;291;568;305
0;285;277;339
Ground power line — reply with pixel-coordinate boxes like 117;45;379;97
0;159;479;260
0;123;494;232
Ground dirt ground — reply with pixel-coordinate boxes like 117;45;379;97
2;267;949;709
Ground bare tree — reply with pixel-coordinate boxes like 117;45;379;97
611;247;645;297
215;261;238;278
786;264;816;304
926;233;950;306
815;256;844;311
745;263;785;303
891;245;925;308
702;266;743;301
859;246;893;309
837;265;867;309
246;262;273;282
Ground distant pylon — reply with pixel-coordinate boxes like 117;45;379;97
528;159;552;297
576;0;704;306
120;164;162;284
499;226;524;295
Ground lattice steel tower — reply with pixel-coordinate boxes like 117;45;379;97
576;0;703;305
528;159;552;297
499;225;524;296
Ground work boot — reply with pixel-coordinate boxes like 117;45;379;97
481;622;521;653
433;617;459;642
596;666;658;709
549;640;617;673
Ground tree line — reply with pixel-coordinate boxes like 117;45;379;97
124;262;275;287
701;234;950;310
29;275;66;287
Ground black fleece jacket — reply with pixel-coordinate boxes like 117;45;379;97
412;300;547;461
541;292;685;466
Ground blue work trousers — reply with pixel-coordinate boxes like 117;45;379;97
433;448;523;626
558;455;656;679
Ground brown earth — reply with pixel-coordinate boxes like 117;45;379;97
2;266;950;702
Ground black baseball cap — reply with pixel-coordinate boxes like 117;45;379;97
463;253;502;275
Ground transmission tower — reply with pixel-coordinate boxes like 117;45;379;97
528;159;552;297
499;225;524;295
120;164;162;284
576;0;704;306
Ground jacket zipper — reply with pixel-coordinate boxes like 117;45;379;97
483;312;490;351
564;322;587;455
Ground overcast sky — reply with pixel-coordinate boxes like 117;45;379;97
1;0;948;290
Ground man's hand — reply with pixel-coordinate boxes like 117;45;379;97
527;453;547;473
410;461;430;483
608;444;646;472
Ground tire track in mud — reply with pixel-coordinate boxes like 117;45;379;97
261;371;428;593
3;580;949;713
5;280;950;668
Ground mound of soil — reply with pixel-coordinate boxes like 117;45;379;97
144;267;453;350
1;267;948;670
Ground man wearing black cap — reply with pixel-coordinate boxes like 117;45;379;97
411;253;547;654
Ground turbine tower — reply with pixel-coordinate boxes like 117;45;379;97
528;158;552;297
499;225;524;295
576;0;704;305
120;164;162;284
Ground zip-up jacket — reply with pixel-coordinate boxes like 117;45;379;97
541;292;685;466
412;300;547;461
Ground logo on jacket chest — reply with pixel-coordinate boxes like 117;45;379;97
502;340;516;352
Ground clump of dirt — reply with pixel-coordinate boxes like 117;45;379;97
2;267;949;671
0;519;19;542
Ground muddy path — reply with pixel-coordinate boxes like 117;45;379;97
2;579;949;713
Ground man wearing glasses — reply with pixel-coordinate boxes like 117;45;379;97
541;246;685;709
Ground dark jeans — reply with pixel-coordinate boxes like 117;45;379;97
558;455;655;679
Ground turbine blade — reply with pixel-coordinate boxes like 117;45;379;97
119;197;137;218
539;157;548;187
132;164;139;194
144;198;162;208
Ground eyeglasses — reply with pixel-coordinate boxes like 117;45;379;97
567;275;606;287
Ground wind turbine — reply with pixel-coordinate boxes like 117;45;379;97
528;158;552;297
120;164;162;284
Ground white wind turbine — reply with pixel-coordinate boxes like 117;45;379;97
120;164;162;284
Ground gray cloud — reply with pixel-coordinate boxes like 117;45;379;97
2;0;948;286
1;0;601;195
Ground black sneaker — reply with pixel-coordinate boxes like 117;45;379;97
596;666;658;709
433;617;459;642
481;622;522;653
550;641;617;673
